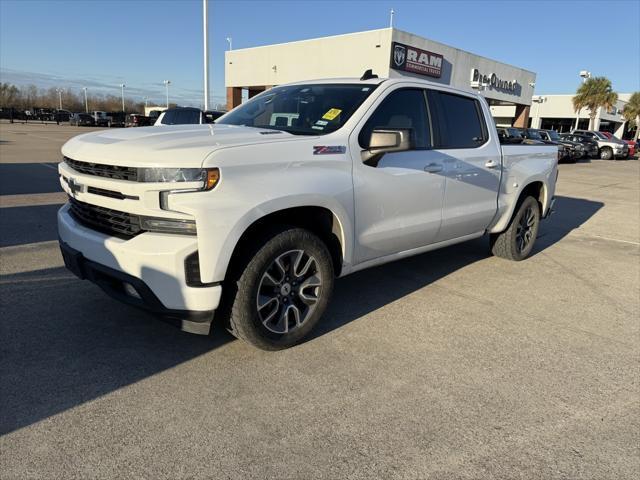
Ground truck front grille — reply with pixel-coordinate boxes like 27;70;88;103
68;197;142;239
64;157;138;181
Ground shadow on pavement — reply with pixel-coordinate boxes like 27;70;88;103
0;267;233;435
0;163;60;196
313;195;604;339
0;196;602;434
0;204;62;247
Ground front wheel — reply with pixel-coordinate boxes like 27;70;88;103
227;227;334;350
490;196;541;261
600;147;613;160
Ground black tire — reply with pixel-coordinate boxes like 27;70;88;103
227;227;334;350
600;147;613;160
490;196;540;261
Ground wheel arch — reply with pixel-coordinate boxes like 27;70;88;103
490;179;549;234
223;203;350;281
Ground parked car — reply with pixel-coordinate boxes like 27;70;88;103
55;109;72;122
91;111;112;127
517;128;572;162
571;129;629;159
127;113;154;127
560;133;599;158
599;132;635;157
154;107;225;126
58;75;558;350
538;129;582;161
69;113;95;126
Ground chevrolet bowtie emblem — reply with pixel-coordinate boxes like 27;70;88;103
67;177;83;197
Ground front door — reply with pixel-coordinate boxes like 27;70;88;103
350;87;446;264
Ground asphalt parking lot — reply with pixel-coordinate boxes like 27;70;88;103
1;122;638;479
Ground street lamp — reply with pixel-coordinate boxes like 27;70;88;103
226;37;232;51
203;0;210;111
575;70;592;130
55;88;63;110
120;84;126;112
82;87;88;113
163;80;171;108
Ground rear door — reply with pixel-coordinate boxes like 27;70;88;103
427;89;501;241
350;86;446;263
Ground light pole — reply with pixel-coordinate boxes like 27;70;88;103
55;88;63;110
226;37;232;51
575;70;591;130
532;96;546;130
163;80;171;108
82;87;88;113
120;84;126;112
143;96;148;109
203;0;210;111
389;8;394;28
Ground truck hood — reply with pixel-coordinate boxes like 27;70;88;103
61;124;307;167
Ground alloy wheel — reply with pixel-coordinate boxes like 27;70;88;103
256;249;322;334
515;206;536;254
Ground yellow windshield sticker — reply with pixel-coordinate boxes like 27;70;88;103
322;108;342;121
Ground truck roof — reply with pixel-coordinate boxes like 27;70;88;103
284;76;480;98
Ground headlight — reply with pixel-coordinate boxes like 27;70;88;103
139;216;197;235
139;167;219;190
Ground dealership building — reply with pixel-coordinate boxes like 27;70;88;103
225;28;537;126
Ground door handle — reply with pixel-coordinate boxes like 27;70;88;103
485;159;499;169
424;163;443;173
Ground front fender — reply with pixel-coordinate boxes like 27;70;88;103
169;153;355;283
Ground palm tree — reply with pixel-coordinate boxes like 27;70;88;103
622;92;640;141
572;77;618;130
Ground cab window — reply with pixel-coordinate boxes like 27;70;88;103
359;89;430;150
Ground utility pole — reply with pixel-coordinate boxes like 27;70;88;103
203;0;210;111
56;88;63;110
389;8;394;28
163;80;171;108
120;84;126;112
82;87;88;113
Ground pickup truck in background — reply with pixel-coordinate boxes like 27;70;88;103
57;74;558;350
572;129;629;159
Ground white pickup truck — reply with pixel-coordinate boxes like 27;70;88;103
58;74;558;350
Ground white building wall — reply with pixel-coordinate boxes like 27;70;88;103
529;94;630;135
226;28;536;107
225;29;392;87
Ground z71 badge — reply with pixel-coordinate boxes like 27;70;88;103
313;146;347;155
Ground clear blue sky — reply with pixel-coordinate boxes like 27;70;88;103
1;0;638;108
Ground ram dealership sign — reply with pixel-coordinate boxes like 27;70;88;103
390;42;443;78
471;68;519;94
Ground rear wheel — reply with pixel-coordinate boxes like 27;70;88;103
490;196;540;261
227;227;334;350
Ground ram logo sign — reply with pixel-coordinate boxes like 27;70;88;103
390;41;443;78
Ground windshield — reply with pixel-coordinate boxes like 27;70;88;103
218;84;377;135
594;131;608;140
546;130;561;140
527;130;542;140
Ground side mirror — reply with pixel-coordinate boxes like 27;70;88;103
362;128;412;163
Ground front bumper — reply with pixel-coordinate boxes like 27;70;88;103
58;204;221;334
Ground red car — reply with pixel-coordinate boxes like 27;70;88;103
600;131;635;157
